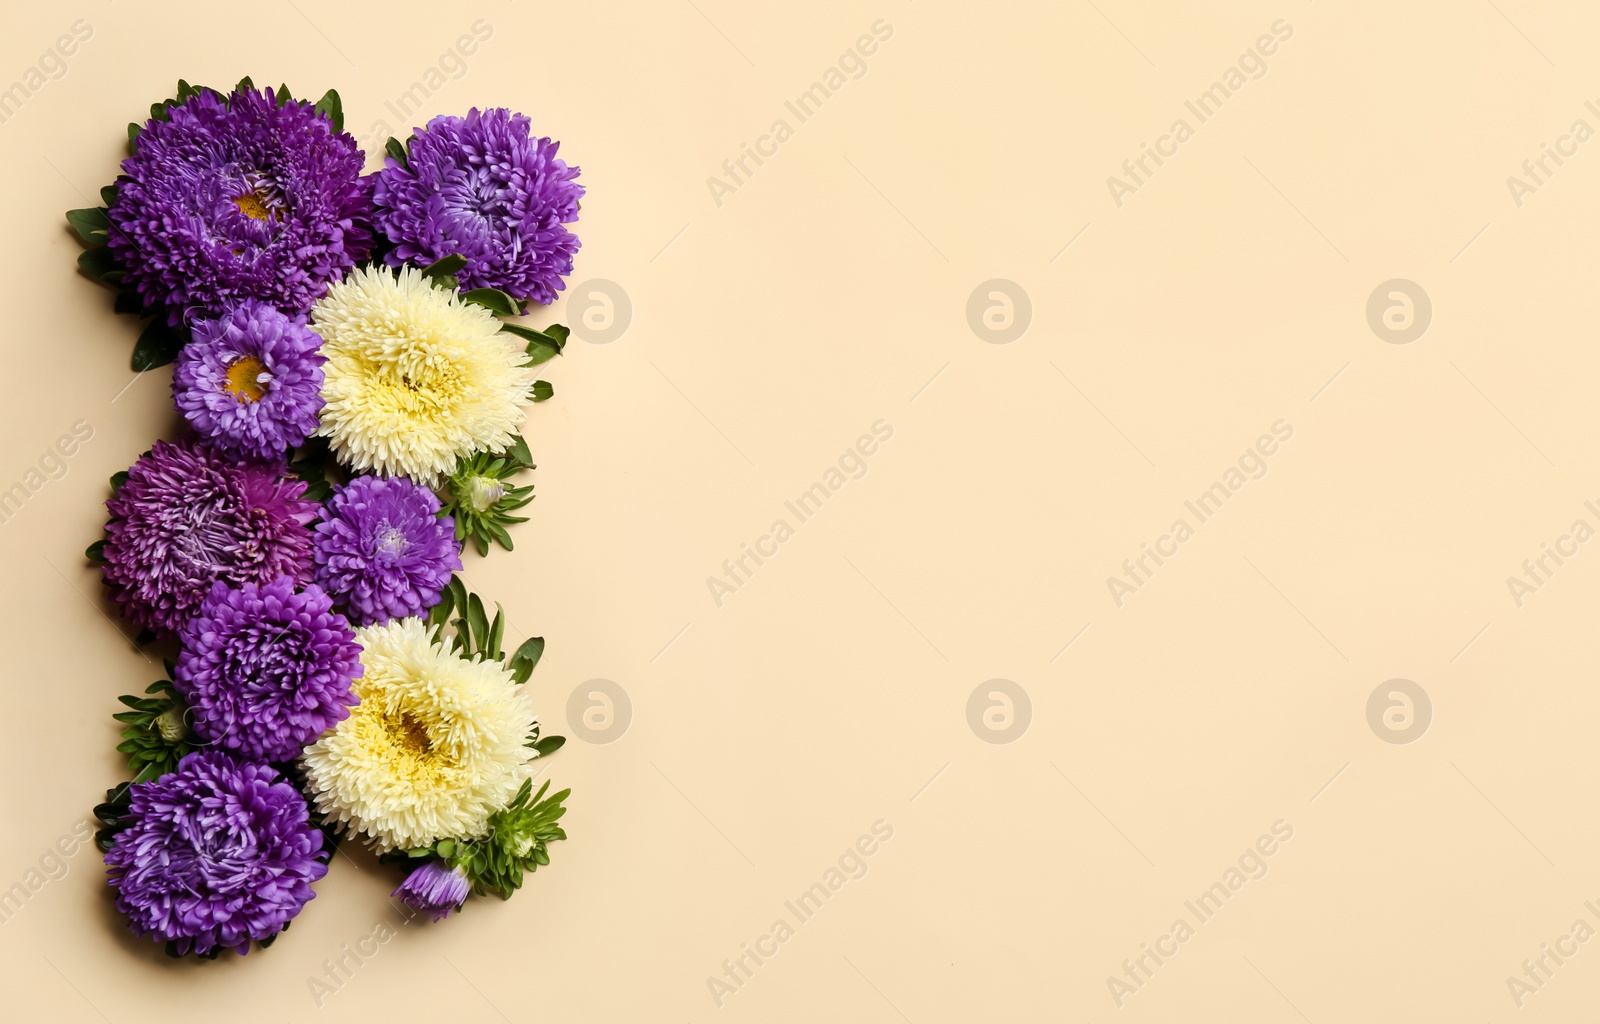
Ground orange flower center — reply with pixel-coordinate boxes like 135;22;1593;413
233;191;271;220
223;356;269;403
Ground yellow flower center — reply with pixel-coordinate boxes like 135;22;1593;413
223;356;269;403
396;712;434;755
233;190;272;220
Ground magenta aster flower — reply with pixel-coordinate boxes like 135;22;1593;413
172;300;326;459
107;86;371;324
373;108;582;305
393;860;470;922
104;751;328;957
102;440;317;636
312;476;462;626
175;578;361;763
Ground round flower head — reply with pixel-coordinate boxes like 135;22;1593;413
301;617;536;852
393;860;470;922
107;86;371;324
101;440;317;636
313;476;462;626
373;108;583;305
311;265;535;482
105;751;328;956
172;299;327;458
175;577;362;763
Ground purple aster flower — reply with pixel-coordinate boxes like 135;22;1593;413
102;440;318;636
172;300;326;459
313;476;462;626
107;86;371;324
175;578;362;763
393;860;470;922
105;751;328;956
372;108;582;305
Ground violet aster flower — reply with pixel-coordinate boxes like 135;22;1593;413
175;578;362;763
107;86;371;324
393;860;470;922
313;476;462;626
101;440;318;636
172;300;326;459
372;108;582;305
104;751;328;957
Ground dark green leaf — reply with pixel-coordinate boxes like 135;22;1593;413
100;184;118;206
542;323;571;347
507;434;533;468
533;735;565;757
314;89;344;133
77;246;120;284
530;380;554;402
235;76;255;94
114;289;147;316
420;254;468;281
512;636;545;674
85;539;105;563
467;594;489;653
66;207;109;246
109;470;129;496
499;322;564;365
131;320;187;372
461;288;522;316
487;605;505;660
385;136;409;168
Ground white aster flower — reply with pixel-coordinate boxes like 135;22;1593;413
311;265;534;483
301;616;536;852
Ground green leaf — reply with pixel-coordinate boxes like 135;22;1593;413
487;605;505;660
507;434;533;468
533;735;565;757
100;184;118;206
509;656;533;686
512;636;545;674
274;83;292;107
530;380;554;402
77;246;120;284
499;322;564;365
314;89;344;133
420;254;467;281
109;470;129;496
127;121;142;153
85;540;105;563
467;594;489;654
542;323;571;348
461;288;522;317
114;289;148;316
385;136;409;169
131;320;187;372
436;838;455;859
66;207;109;246
236;76;255;94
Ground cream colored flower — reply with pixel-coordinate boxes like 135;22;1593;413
301;617;535;851
311;265;533;483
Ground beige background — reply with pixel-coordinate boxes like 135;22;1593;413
1;0;1596;1020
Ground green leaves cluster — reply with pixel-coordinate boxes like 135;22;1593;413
425;575;549;686
394;778;570;900
441;438;535;555
112;669;192;784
